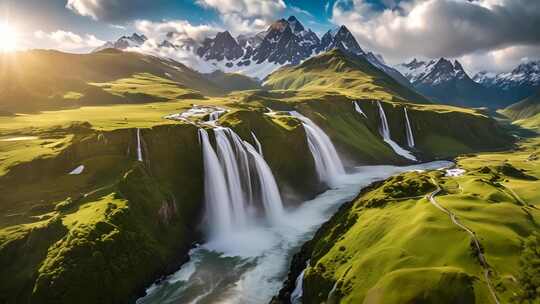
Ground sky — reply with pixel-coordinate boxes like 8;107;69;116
1;0;539;74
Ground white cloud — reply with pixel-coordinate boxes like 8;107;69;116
34;30;105;52
331;0;540;71
65;0;150;22
196;0;286;34
196;0;286;18
134;20;221;44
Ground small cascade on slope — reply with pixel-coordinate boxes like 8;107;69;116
198;127;284;236
198;129;233;236
290;111;345;188
404;108;415;148
136;128;143;162
353;101;367;118
251;131;264;156
376;102;417;161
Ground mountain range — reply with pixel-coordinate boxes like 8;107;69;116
96;16;539;110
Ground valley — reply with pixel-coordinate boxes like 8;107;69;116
1;9;539;304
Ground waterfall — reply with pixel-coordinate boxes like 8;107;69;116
244;142;284;223
251;131;264;156
404;108;415;148
208;110;225;122
199;127;284;235
376;102;417;161
198;129;233;236
137;128;143;162
290;268;306;304
214;128;249;226
353;101;367;118
290;111;345;187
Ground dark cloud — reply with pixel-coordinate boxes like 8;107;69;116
332;0;540;67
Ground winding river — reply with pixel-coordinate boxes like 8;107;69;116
137;161;452;304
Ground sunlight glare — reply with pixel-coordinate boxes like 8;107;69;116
0;22;18;52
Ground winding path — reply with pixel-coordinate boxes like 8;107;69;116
427;181;500;304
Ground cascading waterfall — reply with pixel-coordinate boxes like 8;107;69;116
244;142;284;223
290;111;345;187
353;101;367;118
404;108;415;148
251;131;264;156
198;129;233;236
136;128;143;162
214;128;249;226
376;102;417;161
199;127;284;235
290;268;306;304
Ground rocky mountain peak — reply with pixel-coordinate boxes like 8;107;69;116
197;30;243;62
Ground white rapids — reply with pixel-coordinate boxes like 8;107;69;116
137;161;453;304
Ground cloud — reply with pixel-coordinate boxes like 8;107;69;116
65;0;152;22
134;20;221;44
34;30;105;52
196;0;286;34
331;0;540;70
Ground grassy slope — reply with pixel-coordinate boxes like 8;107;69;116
502;90;540;121
263;49;429;103
501;90;540;131
202;70;261;92
290;138;540;304
0;49;224;113
0;48;516;303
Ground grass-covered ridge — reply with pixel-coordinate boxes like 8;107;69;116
263;49;429;103
0;47;518;303
276;138;540;304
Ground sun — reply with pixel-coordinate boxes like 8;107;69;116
0;22;18;52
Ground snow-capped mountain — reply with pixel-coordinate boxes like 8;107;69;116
473;60;540;101
317;25;364;55
93;33;148;52
94;16;407;82
396;58;499;108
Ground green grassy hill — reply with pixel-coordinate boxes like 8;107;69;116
0;47;518;304
0;49;226;113
502;90;540;120
501;90;540;131
275;139;540;304
263;49;429;103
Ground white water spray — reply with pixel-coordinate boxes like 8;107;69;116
214;128;249;226
376;102;417;161
251;131;264;156
199;127;284;236
404;108;415;148
244;142;284;223
198;129;233;236
353;101;367;118
291;111;345;188
136;129;143;162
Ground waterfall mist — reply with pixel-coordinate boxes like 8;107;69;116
291;111;345;188
198;127;284;240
